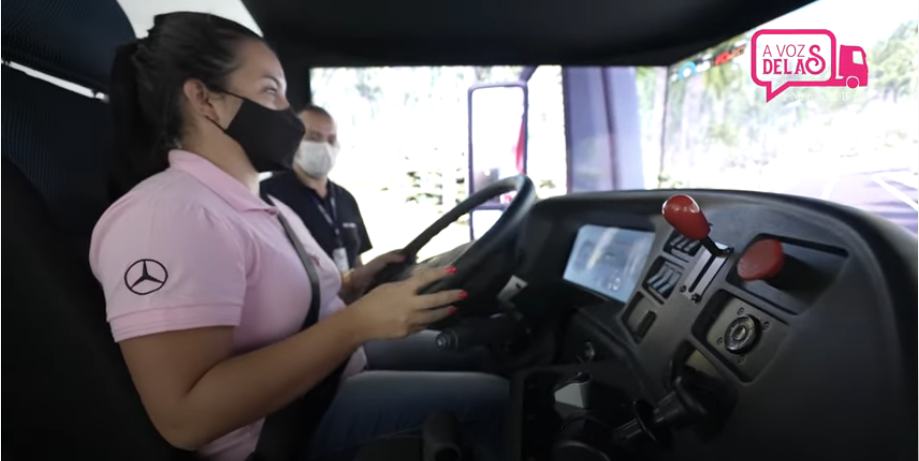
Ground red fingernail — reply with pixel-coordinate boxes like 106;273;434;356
445;266;457;274
448;307;457;314
459;290;468;299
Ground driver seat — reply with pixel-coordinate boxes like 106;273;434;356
2;0;192;459
1;1;432;460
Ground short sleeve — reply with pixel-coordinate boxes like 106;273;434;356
355;206;372;254
89;197;247;342
342;188;372;254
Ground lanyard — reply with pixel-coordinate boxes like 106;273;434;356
311;186;343;246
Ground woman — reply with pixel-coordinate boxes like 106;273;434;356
90;12;506;461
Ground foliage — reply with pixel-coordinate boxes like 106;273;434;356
657;20;918;190
474;66;525;83
869;20;919;102
311;65;530;209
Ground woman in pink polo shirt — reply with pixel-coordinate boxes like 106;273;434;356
91;12;506;461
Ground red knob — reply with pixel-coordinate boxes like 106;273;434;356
662;194;710;240
737;239;785;281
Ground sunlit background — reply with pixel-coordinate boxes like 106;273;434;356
116;0;918;262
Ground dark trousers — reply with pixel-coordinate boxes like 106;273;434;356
306;331;508;460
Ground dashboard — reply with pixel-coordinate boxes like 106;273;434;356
503;189;916;461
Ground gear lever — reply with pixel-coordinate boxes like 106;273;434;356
611;376;711;448
662;194;730;257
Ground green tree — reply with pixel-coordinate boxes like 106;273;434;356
869;20;919;103
701;35;747;103
473;66;525;83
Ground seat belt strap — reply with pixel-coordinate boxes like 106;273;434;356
249;194;348;461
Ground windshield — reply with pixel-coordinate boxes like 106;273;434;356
309;0;916;260
657;0;917;234
116;0;916;262
311;66;567;258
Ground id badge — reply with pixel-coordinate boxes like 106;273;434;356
332;247;350;272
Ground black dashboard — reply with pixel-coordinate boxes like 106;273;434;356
501;189;916;461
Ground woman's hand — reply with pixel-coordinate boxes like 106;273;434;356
347;267;465;341
348;250;406;294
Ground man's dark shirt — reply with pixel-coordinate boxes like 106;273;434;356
261;171;372;268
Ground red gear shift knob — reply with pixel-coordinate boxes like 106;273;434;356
662;194;710;240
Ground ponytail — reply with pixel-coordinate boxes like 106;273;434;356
106;12;263;199
108;41;167;199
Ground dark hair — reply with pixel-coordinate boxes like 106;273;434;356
108;12;261;196
298;104;333;120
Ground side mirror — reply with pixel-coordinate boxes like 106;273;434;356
467;82;529;239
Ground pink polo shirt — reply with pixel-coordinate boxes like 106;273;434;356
89;149;367;461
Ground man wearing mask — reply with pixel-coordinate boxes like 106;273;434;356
261;105;372;272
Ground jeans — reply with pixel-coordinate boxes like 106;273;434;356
307;331;508;460
363;329;496;372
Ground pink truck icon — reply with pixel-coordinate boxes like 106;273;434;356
836;45;868;88
751;30;869;101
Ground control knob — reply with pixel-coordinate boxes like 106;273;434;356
737;238;810;288
662;194;730;257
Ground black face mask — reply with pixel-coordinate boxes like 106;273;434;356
210;92;305;173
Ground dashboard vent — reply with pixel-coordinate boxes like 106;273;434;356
644;258;683;301
664;231;702;261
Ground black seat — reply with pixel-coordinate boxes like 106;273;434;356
1;2;446;461
1;0;192;459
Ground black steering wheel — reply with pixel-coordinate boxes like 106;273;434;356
369;175;536;296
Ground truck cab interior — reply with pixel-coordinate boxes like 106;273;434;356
3;0;916;461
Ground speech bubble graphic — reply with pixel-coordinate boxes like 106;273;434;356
750;29;869;102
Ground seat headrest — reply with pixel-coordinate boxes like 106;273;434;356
1;0;136;92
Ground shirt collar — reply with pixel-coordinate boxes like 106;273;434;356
168;149;276;214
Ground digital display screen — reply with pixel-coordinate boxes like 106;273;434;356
563;225;655;302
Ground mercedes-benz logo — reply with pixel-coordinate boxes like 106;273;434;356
124;259;169;295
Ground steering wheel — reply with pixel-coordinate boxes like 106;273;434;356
369;175;536;297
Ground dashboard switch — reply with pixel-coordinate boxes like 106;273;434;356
627;308;657;340
648;265;671;287
634;311;657;339
737;239;785;281
658;270;682;296
662;194;729;257
724;315;760;354
651;267;674;291
644;259;682;301
703;297;788;381
625;294;658;341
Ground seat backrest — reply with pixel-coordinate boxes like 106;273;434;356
1;1;192;459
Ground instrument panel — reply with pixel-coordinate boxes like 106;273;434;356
562;225;654;303
509;189;916;461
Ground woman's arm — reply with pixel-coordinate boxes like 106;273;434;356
119;306;366;450
120;267;461;451
93;201;458;450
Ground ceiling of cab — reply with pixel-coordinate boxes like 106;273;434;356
242;0;817;67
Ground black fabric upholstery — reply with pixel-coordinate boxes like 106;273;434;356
2;157;193;461
0;0;189;459
1;0;135;92
2;67;112;253
0;2;432;460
